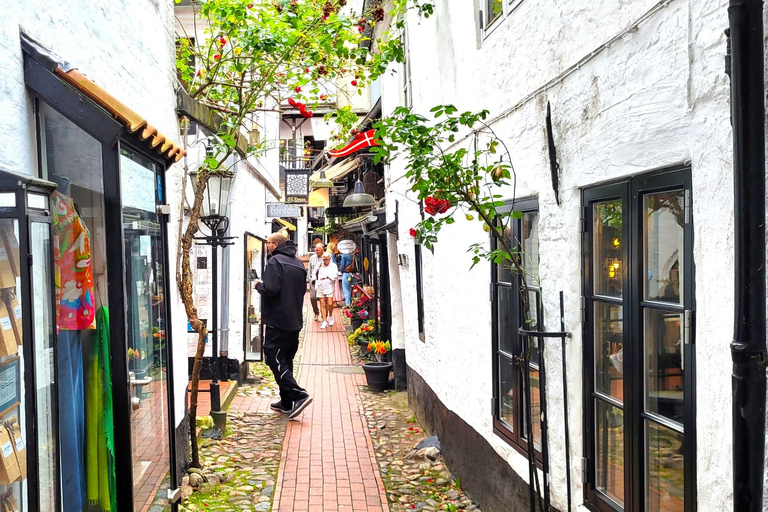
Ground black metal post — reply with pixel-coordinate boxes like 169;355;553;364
727;2;766;511
210;240;221;412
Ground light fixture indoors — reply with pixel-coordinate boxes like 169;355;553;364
343;177;376;208
311;169;334;190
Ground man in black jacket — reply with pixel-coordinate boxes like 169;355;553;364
254;232;313;419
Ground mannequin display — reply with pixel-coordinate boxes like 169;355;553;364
51;174;94;512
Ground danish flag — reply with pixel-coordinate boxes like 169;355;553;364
328;129;379;158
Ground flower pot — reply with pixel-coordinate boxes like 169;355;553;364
357;339;370;354
351;317;363;330
363;362;392;392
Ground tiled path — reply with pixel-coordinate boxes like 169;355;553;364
271;307;390;512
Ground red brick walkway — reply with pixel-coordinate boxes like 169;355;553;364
272;307;390;512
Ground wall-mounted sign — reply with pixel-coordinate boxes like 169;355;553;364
337;240;356;254
266;203;302;218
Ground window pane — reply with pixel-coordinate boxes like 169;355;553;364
596;400;625;507
593;201;623;297
644;191;684;303
497;221;514;283
120;148;172;509
31;221;56;511
498;356;516;432
525;366;542;450
594;302;624;401
486;0;502;25
645;309;684;424
646;421;684;512
521;212;539;281
498;286;516;355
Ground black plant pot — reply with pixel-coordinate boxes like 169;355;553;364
363;362;392;392
351;317;363;330
358;339;370;355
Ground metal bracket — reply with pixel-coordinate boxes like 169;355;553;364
683;310;692;345
684;190;691;224
581;457;588;482
156;204;171;215
580;296;586;324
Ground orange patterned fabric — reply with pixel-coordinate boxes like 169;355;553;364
53;191;96;331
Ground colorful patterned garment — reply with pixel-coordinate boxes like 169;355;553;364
53;191;96;330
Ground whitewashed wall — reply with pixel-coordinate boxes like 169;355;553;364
383;1;737;511
0;0;189;427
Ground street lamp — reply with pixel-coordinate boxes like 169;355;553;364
190;169;235;421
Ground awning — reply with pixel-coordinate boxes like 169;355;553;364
309;158;359;184
21;34;185;163
275;218;297;231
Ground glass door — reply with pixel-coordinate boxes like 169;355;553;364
119;148;174;512
243;233;266;362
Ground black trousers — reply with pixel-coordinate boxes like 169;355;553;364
264;326;308;407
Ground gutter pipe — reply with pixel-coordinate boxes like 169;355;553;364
727;2;767;511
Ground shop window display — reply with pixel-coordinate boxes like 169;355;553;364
39;101;117;511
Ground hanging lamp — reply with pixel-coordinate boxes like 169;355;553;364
343;177;375;208
311;169;334;189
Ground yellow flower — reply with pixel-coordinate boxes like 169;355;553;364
234;47;242;55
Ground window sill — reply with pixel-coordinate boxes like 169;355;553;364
492;420;543;467
481;0;525;42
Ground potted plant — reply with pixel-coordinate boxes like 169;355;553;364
344;295;370;330
347;320;377;353
362;340;392;392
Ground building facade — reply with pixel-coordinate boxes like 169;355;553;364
382;2;739;511
1;1;189;510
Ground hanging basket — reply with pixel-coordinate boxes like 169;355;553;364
362;362;392;392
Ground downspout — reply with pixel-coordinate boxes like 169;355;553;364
726;2;767;511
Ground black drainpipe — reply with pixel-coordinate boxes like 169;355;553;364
727;2;766;511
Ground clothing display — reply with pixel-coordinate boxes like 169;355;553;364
52;189;96;511
86;307;116;511
57;330;85;512
52;191;96;330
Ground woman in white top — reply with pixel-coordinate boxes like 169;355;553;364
314;252;339;329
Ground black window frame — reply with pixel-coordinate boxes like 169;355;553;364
490;197;541;458
581;166;696;512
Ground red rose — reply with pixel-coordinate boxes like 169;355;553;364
424;205;437;216
219;37;227;46
305;68;310;74
288;98;298;107
213;54;221;61
320;94;328;101
358;25;364;33
295;86;302;92
351;80;358;86
409;228;417;237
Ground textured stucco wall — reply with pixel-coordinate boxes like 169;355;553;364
0;0;189;426
383;1;737;511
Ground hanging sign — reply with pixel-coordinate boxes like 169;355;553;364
337;240;356;254
266;203;302;218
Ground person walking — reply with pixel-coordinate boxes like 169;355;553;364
339;245;359;306
315;252;339;329
327;241;344;304
307;242;324;322
254;232;313;419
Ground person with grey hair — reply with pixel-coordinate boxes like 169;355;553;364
307;242;324;322
253;231;313;419
314;251;339;329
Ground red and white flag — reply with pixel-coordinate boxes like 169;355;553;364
328;129;379;158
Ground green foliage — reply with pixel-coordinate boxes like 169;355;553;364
176;0;434;158
372;105;523;271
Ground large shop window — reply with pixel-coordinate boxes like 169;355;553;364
491;198;540;453
582;167;695;512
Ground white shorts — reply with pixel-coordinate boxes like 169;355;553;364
319;291;335;298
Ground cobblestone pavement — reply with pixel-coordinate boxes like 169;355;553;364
178;299;481;511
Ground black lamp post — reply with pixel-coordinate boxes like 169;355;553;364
190;169;235;416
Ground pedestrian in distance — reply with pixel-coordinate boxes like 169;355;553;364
253;231;313;419
315;252;338;329
307;242;324;322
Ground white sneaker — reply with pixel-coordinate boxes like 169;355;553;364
328;316;334;326
320;321;328;329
